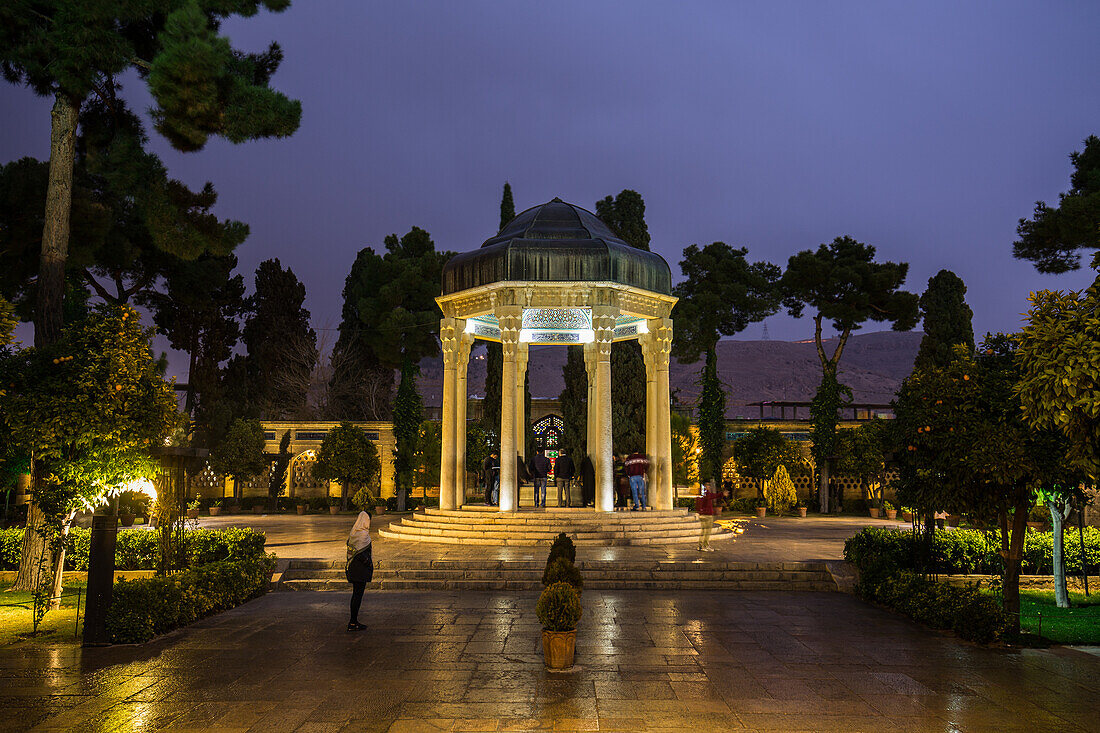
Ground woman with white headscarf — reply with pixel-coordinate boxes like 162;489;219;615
345;510;374;631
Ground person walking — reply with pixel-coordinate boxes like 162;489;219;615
696;484;716;551
530;450;551;508
345;510;374;630
482;451;500;505
625;451;650;511
554;448;575;507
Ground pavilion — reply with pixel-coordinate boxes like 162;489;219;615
435;199;677;513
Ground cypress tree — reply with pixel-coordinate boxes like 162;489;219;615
500;182;516;230
392;356;423;511
914;269;974;371
482;183;516;441
595;190;651;453
696;349;726;487
559;347;588;459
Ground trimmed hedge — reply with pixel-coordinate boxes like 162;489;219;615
105;555;276;643
0;527;266;571
872;571;1007;644
844;526;1100;577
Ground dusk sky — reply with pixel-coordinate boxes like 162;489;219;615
3;1;1099;380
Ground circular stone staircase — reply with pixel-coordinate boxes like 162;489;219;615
376;506;735;546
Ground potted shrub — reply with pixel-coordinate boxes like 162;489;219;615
296;501;308;515
901;506;915;523
795;499;807;518
883;501;897;521
186;495;201;520
209;500;223;516
118;510;136;527
868;504;881;519
328;496;341;515
754;498;766;518
537;582;582;670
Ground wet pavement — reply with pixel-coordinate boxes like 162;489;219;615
2;589;1098;732
195;512;896;564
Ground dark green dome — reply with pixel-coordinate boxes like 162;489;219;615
442;199;672;295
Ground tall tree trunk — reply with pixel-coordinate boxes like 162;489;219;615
1001;496;1031;636
341;479;348;511
233;476;240;503
9;504;48;592
47;512;76;611
34;94;80;349
15;97;79;592
1050;496;1070;608
818;461;830;514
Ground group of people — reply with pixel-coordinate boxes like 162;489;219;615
480;448;654;510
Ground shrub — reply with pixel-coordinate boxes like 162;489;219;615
542;557;583;592
0;527;266;571
536;582;582;631
105;555;275;643
867;571;1007;644
547;532;576;565
675;497;696;510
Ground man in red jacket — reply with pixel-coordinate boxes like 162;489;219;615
624;451;650;510
696;482;716;551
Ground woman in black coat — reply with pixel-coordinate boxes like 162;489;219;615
345;510;374;631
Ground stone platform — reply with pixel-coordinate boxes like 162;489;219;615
278;558;838;592
378;506;732;546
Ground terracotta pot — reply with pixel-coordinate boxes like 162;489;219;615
186;509;199;520
329;506;340;515
886;509;897;520
209;506;221;516
755;507;766;518
119;512;135;527
902;511;913;523
252;505;264;514
542;629;576;670
868;507;880;519
798;507;807;518
296;505;307;515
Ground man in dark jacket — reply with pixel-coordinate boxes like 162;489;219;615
530;450;551;507
554;449;576;507
580;450;596;508
625;451;650;510
482;452;499;505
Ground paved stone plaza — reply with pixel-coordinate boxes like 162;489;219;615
2;589;1099;732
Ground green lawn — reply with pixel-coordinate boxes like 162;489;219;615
1019;589;1100;644
0;580;86;646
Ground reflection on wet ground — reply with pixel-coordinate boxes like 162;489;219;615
2;590;1098;732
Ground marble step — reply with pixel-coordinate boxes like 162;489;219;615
285;559;828;572
398;517;704;532
380;524;722;540
280;578;837;592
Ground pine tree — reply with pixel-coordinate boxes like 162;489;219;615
0;0;300;348
913;269;974;371
673;242;781;488
242;259;317;419
780;236;918;512
1014;135;1100;273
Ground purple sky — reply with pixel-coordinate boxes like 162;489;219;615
4;2;1099;380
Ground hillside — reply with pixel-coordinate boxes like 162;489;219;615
418;330;922;418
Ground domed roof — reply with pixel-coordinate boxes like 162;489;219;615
442;199;672;295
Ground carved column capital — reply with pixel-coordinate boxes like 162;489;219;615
591;304;619;359
441;316;460;369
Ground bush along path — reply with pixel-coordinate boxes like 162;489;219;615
844;527;1100;644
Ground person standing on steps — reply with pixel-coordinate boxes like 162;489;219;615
696;483;716;551
482;451;500;505
554;448;575;507
579;445;596;508
345;510;374;630
625;451;650;510
531;450;551;508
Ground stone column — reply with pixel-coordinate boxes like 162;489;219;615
591;304;618;512
649;318;674;509
583;342;597;456
515;342;529;463
454;330;473;508
497;305;523;512
439;316;460;510
642;334;658;509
